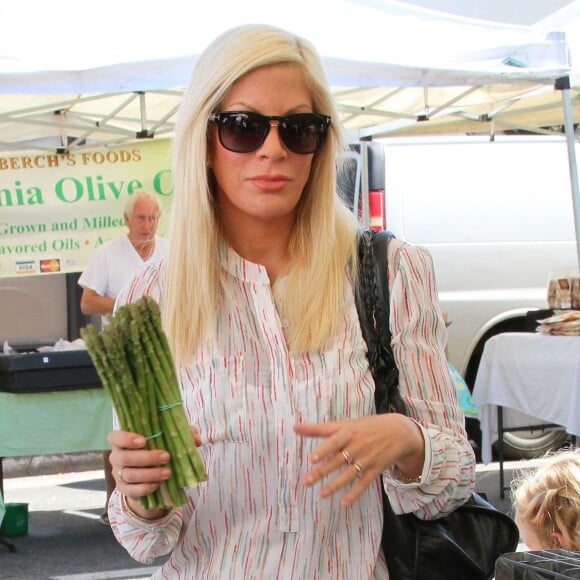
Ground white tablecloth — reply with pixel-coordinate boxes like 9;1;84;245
472;332;580;463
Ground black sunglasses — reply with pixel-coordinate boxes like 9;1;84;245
209;111;331;155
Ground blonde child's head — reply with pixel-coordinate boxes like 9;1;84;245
511;449;580;551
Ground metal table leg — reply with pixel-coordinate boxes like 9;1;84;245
497;407;505;499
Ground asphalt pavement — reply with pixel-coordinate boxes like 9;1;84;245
1;454;169;579
0;452;532;579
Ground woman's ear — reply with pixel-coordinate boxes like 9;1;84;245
551;529;565;548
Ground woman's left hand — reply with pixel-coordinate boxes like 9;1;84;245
293;413;424;507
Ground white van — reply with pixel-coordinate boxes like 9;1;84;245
349;136;578;457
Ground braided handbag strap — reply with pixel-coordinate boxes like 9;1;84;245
355;229;406;415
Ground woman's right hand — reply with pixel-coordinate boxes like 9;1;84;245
108;430;171;497
107;429;173;520
107;426;202;520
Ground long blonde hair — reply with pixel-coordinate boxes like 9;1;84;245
511;449;580;550
165;24;359;365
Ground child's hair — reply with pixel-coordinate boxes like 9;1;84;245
511;449;580;550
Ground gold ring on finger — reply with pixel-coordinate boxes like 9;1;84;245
117;466;127;483
341;449;352;464
351;461;364;478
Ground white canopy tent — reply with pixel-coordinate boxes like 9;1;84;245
1;0;579;146
1;0;579;263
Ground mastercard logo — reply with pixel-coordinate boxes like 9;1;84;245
40;259;61;273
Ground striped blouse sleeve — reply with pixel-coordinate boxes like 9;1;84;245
383;239;476;519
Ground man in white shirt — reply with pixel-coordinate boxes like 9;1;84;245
78;191;169;524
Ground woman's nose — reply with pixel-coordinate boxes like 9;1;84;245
257;121;288;158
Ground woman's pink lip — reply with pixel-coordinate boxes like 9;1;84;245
248;175;291;191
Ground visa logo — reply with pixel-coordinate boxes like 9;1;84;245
15;261;36;274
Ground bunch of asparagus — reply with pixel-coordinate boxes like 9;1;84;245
81;296;207;509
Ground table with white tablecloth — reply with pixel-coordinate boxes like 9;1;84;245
472;332;580;466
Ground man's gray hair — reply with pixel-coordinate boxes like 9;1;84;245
123;191;162;217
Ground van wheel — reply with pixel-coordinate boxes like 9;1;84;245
497;429;569;459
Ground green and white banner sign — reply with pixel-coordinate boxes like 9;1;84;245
0;139;172;279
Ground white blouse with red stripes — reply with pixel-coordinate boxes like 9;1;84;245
108;238;475;579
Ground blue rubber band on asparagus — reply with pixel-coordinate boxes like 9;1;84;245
145;431;163;440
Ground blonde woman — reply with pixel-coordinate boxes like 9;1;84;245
106;24;475;578
512;449;580;551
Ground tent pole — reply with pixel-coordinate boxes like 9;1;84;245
557;76;580;270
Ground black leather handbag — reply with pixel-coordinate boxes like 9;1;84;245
355;229;520;580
